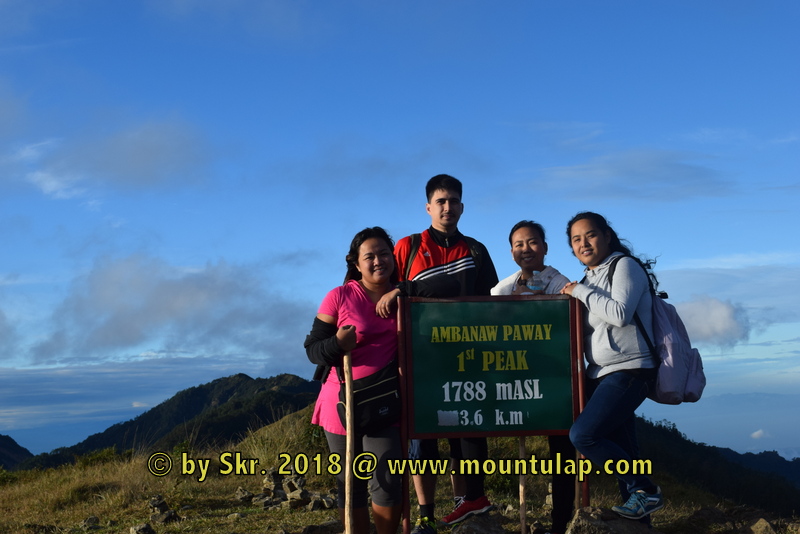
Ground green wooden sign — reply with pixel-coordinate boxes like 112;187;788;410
400;295;580;438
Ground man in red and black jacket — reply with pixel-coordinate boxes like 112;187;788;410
381;174;498;533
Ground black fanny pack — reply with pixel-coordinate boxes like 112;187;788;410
336;360;401;434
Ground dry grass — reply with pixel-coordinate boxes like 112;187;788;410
0;406;341;533
1;406;796;533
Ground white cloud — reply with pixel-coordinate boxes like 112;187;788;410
670;253;800;270
25;170;85;199
8;118;211;199
750;429;768;440
531;121;607;150
682;127;750;145
768;134;800;145
146;0;328;44
12;139;57;162
537;149;732;201
0;83;26;139
680;127;800;148
0;0;54;38
660;265;800;327
68;118;211;188
675;296;750;348
29;254;316;365
0;308;19;357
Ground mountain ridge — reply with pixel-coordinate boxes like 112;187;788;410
0;434;33;470
13;372;319;470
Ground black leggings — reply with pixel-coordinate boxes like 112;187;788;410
325;426;403;508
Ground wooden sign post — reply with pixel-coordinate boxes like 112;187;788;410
398;295;586;534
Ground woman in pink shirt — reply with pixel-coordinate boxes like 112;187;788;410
304;227;404;534
305;226;458;534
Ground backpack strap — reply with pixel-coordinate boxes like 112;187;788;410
335;364;345;383
605;255;658;357
404;233;422;281
581;253;622;286
606;254;623;287
462;235;483;274
632;307;657;357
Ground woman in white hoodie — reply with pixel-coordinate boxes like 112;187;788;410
490;220;574;534
490;220;569;297
561;212;664;522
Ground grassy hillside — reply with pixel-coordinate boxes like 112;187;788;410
1;405;798;534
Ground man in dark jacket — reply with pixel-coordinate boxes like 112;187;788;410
379;174;498;533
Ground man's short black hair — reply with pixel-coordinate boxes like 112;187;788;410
426;174;462;201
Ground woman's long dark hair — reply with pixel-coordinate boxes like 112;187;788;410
566;211;659;292
343;226;400;285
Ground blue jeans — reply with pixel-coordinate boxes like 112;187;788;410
570;370;655;495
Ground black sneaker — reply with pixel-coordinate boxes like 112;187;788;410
411;517;436;534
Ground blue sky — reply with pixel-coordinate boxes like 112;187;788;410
0;1;798;458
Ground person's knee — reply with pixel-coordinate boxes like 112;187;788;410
371;487;402;508
370;473;402;507
569;424;591;451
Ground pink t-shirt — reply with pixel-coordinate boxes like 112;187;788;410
311;280;398;435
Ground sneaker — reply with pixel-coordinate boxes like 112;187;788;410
612;486;664;519
411;517;436;534
439;495;493;526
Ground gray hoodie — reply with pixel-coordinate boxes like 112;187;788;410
570;252;655;379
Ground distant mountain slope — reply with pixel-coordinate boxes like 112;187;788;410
715;447;800;489
638;418;800;515
18;373;319;470
0;434;33;470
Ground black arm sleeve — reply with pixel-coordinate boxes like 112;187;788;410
396;274;460;298
304;317;344;367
